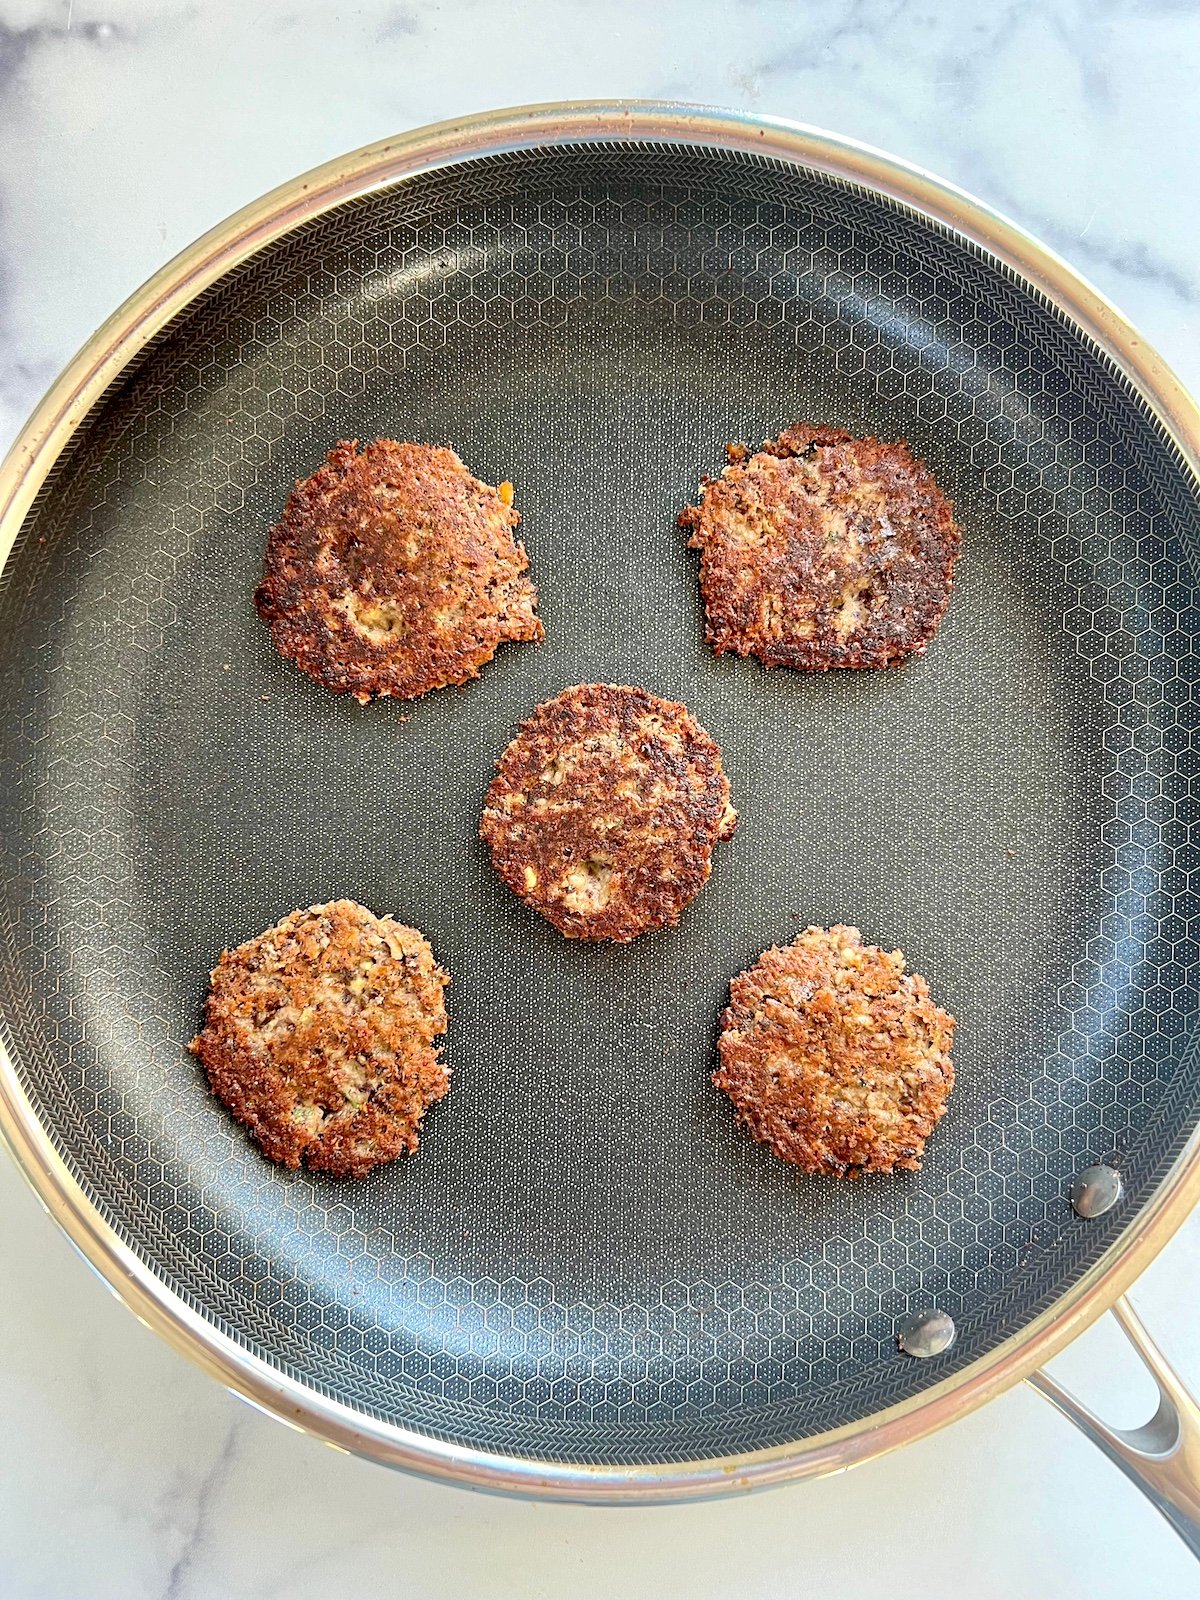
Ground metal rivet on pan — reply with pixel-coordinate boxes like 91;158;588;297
1070;1164;1123;1219
897;1309;956;1359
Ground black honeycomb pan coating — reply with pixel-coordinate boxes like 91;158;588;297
1;144;1198;1465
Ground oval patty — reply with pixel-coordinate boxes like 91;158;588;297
481;683;737;942
714;924;955;1175
189;899;450;1178
256;438;542;703
679;424;961;670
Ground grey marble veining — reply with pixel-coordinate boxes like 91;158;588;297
0;0;1197;451
1;3;1198;1597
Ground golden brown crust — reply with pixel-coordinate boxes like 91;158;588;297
255;439;542;704
714;925;955;1175
678;425;962;670
189;900;449;1178
480;683;737;943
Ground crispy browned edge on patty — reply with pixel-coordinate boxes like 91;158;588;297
713;925;955;1175
188;899;450;1178
255;439;543;704
678;424;962;670
480;683;737;943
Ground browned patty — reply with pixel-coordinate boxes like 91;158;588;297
189;900;449;1178
714;925;955;1175
678;424;962;670
480;683;737;942
255;439;542;704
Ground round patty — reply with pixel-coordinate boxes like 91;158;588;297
189;900;450;1178
678;424;961;670
714;925;955;1175
255;439;542;704
481;683;737;942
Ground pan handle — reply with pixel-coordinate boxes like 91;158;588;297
1027;1296;1200;1557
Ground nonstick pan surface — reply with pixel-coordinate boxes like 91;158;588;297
2;106;1199;1497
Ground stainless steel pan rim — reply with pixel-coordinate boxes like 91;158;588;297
2;99;1199;1502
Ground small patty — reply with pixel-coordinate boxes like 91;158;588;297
678;424;961;670
481;683;737;942
714;925;955;1175
189;900;449;1178
255;439;542;704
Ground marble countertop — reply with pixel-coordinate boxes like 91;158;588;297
2;2;1199;1595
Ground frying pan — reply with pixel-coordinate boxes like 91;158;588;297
2;103;1199;1538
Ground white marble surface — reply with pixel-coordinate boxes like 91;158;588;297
2;2;1199;1595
